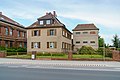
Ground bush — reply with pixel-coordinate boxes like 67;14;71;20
7;52;17;56
105;48;112;57
37;53;51;56
0;46;6;50
17;47;27;52
78;46;96;55
52;53;65;56
6;48;17;52
96;48;103;55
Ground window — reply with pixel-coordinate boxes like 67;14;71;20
83;32;88;34
46;20;51;24
62;30;65;36
66;32;67;37
5;41;8;48
5;27;9;35
22;32;25;37
31;42;40;48
18;31;20;37
47;42;57;48
83;41;88;43
24;42;27;48
34;30;39;36
40;20;43;25
10;42;13;47
47;29;56;36
90;41;95;43
75;32;80;34
32;30;40;36
76;41;80;44
62;42;65;49
10;28;13;36
19;42;22;47
90;31;96;34
50;29;54;36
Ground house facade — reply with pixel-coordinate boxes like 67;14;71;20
72;24;99;51
26;11;72;53
0;12;27;48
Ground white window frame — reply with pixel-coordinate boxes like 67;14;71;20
50;42;54;48
46;20;51;24
40;20;43;25
50;29;54;36
5;28;9;35
34;30;39;36
10;28;13;36
34;42;38;48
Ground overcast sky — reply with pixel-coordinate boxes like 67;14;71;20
0;0;120;45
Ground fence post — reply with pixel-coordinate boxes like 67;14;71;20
17;52;18;58
68;50;72;60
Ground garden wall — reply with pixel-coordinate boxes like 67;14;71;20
0;51;6;58
112;50;120;61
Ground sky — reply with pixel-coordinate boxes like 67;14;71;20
0;0;120;45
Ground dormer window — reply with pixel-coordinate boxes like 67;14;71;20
46;20;51;24
40;20;43;25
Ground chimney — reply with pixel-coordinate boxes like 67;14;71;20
46;12;49;15
53;11;57;17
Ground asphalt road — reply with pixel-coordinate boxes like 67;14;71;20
0;66;120;80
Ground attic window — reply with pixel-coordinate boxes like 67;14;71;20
40;20;43;25
46;20;50;24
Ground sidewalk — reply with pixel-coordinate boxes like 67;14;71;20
0;58;120;68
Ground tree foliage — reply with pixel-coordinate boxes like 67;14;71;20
98;36;104;47
112;34;120;48
78;46;96;55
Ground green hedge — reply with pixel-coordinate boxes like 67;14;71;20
78;46;96;55
36;52;65;56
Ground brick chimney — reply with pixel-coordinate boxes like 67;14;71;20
53;11;57;17
46;12;49;15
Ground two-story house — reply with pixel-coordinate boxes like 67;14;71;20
72;24;99;51
0;12;27;48
26;11;72;53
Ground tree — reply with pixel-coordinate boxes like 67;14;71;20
112;34;120;48
98;36;104;47
79;46;96;55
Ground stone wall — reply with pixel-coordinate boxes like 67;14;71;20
0;51;6;58
112;50;120;61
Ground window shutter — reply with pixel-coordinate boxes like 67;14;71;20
47;30;50;36
54;42;57;48
47;42;49;48
54;29;56;36
32;30;34;36
39;30;41;36
38;42;40;48
31;42;33;48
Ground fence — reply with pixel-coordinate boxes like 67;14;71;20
4;50;114;61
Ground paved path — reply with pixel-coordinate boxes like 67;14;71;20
0;58;120;71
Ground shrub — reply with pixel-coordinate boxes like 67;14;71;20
78;46;96;55
96;48;103;55
105;48;112;57
17;47;27;52
0;46;6;50
37;53;51;56
6;48;17;52
52;53;65;56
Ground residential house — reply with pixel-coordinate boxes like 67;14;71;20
72;24;99;51
26;11;72;53
0;12;27;48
